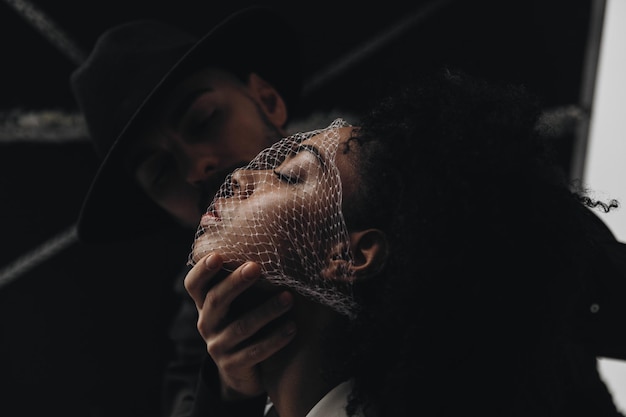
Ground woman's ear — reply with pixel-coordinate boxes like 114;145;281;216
247;72;288;128
349;229;389;279
325;229;388;282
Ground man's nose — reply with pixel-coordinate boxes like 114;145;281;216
185;155;217;187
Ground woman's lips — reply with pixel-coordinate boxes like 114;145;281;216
200;205;221;228
193;209;219;261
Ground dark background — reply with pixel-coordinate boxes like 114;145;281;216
0;0;602;415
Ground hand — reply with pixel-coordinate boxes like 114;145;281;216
184;253;296;400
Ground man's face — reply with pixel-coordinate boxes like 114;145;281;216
124;68;286;229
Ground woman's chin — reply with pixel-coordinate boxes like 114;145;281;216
229;280;285;318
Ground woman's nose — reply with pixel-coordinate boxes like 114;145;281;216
229;169;255;197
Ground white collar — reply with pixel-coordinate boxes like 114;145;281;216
306;380;361;417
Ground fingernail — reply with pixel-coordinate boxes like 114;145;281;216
278;291;293;307
242;263;258;281
283;321;296;337
204;254;218;270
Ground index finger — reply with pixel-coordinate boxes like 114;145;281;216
184;253;261;310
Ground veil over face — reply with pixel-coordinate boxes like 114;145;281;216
189;118;359;317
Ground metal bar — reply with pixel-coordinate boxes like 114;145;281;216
301;0;455;98
0;225;78;289
3;0;86;65
0;0;85;288
570;0;607;182
0;109;87;143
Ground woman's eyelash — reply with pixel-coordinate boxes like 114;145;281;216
274;170;299;184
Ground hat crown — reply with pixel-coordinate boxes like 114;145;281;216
71;20;197;157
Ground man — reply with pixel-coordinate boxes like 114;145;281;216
71;6;304;416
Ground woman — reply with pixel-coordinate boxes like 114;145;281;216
186;69;623;417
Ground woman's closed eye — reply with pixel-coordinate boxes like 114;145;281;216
273;168;302;184
271;143;324;185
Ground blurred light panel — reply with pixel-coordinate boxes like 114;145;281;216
584;0;626;412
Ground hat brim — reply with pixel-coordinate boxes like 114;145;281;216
77;6;302;243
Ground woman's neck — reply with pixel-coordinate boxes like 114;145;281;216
261;299;348;417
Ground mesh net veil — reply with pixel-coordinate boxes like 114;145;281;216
188;119;358;318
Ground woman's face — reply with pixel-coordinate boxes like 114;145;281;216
189;119;360;316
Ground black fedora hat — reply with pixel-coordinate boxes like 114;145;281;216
71;6;302;243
